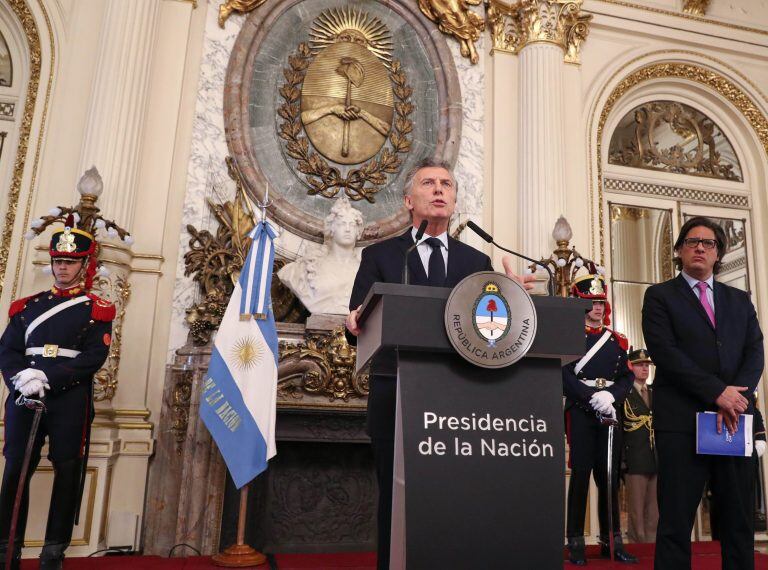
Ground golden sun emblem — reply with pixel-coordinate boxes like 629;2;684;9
230;336;262;370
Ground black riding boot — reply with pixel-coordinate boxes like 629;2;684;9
40;458;83;570
567;536;587;566
0;540;21;570
599;533;638;564
0;456;40;570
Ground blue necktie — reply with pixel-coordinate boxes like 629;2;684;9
425;237;446;286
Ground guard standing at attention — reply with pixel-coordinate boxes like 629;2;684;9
0;216;114;569
623;348;658;544
563;272;637;565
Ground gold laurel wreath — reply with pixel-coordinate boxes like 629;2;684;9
278;42;413;203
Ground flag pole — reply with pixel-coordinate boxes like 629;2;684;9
212;483;266;567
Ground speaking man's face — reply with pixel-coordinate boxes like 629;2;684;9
404;166;456;230
677;225;719;279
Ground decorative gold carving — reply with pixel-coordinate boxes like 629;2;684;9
303;10;394;165
184;158;304;345
682;0;709;16
279;9;413;203
278;327;368;404
171;369;193;454
610;205;648;222
418;0;485;64
608;101;742;181
590;53;768;264
92;273;131;401
218;0;267;28
5;0;51;302
484;0;591;64
528;216;599;297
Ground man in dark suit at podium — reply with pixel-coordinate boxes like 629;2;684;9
346;158;532;569
642;216;763;570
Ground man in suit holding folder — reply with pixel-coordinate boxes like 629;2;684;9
642;216;764;569
346;157;532;569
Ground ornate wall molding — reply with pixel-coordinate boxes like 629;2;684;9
4;0;54;302
604;178;749;208
589;52;768;263
592;0;768;37
486;0;591;64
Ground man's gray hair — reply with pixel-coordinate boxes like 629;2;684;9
402;157;457;197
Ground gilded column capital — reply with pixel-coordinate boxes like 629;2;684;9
485;0;592;64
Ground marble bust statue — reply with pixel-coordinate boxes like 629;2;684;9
278;197;364;315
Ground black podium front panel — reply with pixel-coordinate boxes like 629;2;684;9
396;351;565;570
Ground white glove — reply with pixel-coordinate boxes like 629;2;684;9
757;440;766;458
590;390;615;415
12;368;46;390
19;378;49;398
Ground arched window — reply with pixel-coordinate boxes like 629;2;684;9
0;30;12;87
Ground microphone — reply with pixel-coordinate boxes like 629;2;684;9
466;221;555;296
402;220;429;284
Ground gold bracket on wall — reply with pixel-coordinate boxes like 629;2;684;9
218;0;268;28
682;0;709;16
484;0;591;64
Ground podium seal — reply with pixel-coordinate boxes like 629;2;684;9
444;271;537;368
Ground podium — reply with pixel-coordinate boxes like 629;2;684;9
356;282;590;570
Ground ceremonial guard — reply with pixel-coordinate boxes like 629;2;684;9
622;348;658;544
563;273;637;565
0;217;114;569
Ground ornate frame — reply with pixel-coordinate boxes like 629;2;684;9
589;51;768;264
223;0;462;245
2;0;54;302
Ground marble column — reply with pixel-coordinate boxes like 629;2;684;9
517;41;567;262
77;0;160;223
73;0;161;552
486;0;591;268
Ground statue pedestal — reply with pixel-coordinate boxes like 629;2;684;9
144;314;374;555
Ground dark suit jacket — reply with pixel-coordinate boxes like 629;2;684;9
641;273;764;433
349;229;493;439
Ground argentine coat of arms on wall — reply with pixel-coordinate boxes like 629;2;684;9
279;8;413;203
224;0;462;244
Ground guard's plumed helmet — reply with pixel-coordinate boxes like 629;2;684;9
570;271;611;326
570;273;607;301
49;216;96;259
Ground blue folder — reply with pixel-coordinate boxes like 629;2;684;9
696;412;753;457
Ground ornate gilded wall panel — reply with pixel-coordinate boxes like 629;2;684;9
609;101;743;181
591;56;768;263
3;0;55;302
223;0;462;245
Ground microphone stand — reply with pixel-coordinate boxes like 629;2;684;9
466;221;555;296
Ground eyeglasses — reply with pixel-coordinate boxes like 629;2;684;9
683;238;718;250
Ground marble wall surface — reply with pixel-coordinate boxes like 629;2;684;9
166;0;486;360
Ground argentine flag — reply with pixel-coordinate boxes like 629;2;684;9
201;220;279;488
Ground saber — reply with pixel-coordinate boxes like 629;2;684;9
600;410;619;564
6;395;45;570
